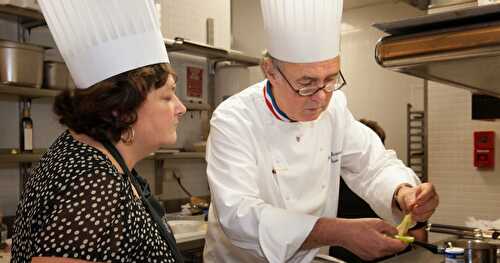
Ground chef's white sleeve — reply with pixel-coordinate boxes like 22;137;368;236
334;92;421;225
206;109;319;262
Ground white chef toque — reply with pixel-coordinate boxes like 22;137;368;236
38;0;170;89
260;0;343;63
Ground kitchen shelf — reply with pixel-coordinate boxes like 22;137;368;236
165;38;260;66
148;151;206;160
0;84;211;111
0;5;259;66
0;148;205;164
0;149;45;164
0;4;45;28
0;84;59;98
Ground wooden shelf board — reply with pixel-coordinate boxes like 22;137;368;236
0;84;60;98
0;85;210;111
0;149;205;164
149;152;206;160
0;4;44;23
0;149;45;163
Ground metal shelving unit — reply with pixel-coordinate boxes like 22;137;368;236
0;150;45;164
0;4;45;28
0;149;205;165
150;152;205;160
1;4;254;200
0;84;59;98
165;37;260;66
407;104;427;182
0;85;211;111
0;4;259;66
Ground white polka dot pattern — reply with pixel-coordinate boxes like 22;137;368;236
11;131;177;263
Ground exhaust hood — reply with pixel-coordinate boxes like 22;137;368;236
373;4;500;97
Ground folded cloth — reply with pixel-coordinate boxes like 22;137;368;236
465;217;500;230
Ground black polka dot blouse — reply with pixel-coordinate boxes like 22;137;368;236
11;131;177;263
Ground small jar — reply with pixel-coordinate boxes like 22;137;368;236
444;247;465;263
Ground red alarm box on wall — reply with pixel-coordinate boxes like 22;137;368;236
474;131;495;168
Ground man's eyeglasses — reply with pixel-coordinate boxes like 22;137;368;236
275;65;347;97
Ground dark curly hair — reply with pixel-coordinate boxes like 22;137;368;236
359;118;386;145
54;63;176;143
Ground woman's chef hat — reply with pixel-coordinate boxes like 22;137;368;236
260;0;343;63
38;0;169;89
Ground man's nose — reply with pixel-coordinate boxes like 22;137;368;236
310;88;328;102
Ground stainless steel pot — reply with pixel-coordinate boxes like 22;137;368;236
450;239;498;263
43;61;76;90
425;223;499;263
0;40;44;88
412;239;498;263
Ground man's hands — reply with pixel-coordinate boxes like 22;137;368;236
302;218;408;261
301;183;438;260
335;218;408;260
395;183;439;222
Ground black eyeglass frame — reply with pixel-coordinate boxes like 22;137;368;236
275;65;347;97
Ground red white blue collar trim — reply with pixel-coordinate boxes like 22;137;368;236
263;80;295;122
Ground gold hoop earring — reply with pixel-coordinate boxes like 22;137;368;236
121;127;135;145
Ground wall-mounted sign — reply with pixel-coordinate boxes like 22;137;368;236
474;131;495;169
187;66;203;98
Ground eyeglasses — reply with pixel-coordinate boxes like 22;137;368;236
275;65;347;97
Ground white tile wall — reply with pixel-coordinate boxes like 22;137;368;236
160;0;231;50
427;82;500;241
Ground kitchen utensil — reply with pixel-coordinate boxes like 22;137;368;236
43;61;75;90
0;40;44;88
428;223;500;240
412;240;446;254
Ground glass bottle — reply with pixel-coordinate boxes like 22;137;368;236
20;99;33;153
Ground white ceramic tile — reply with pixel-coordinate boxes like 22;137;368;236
428;82;500;227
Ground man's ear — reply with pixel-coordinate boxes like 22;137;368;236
261;59;277;82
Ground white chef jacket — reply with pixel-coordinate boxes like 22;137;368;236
203;80;420;263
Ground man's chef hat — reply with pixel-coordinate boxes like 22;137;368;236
38;0;170;89
260;0;343;63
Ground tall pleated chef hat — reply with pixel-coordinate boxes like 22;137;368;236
260;0;343;63
38;0;169;89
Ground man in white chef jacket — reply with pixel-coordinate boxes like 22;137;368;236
203;0;439;262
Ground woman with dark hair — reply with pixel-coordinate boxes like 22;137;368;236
11;1;186;263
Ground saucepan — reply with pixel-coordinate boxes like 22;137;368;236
411;239;498;263
43;61;76;90
0;39;44;88
409;223;499;263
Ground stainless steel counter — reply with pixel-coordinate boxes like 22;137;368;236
380;247;444;263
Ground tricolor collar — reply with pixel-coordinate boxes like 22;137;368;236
263;80;296;122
